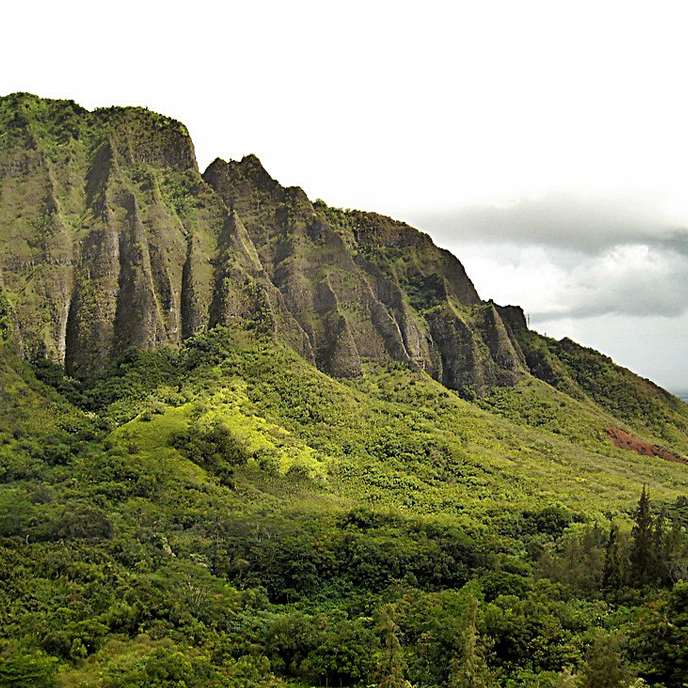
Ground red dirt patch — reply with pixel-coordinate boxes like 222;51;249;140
606;426;688;465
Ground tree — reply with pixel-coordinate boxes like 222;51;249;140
553;667;577;688
602;522;623;592
629;486;654;587
376;604;411;688
630;581;688;687
580;634;632;688
448;594;494;688
651;507;669;585
0;653;57;688
53;502;113;540
665;516;688;583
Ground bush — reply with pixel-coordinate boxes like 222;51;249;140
0;653;57;688
42;620;109;660
172;420;250;485
52;502;113;540
102;648;217;688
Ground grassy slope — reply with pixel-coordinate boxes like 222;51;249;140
4;327;687;541
60;329;688;524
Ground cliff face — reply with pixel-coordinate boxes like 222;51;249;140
0;93;533;394
202;155;524;389
2;92;686;430
10;93;683;430
0;95;206;376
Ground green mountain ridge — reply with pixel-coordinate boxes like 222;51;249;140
1;93;686;438
1;94;687;688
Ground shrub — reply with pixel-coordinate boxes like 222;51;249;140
52;502;113;540
0;653;57;688
172;419;250;485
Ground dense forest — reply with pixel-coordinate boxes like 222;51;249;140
1;94;687;687
1;329;687;687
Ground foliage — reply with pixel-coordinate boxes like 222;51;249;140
448;595;494;688
0;653;57;688
0;292;12;342
172;419;250;486
579;634;633;688
0;327;686;686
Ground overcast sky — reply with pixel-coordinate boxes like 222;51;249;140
3;0;688;390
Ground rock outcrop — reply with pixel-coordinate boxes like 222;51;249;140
0;93;541;394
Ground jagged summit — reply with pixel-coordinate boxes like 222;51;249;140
0;94;516;392
0;94;685;427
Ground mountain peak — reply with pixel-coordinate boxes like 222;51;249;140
0;94;681;415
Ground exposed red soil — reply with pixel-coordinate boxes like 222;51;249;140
606;426;688;465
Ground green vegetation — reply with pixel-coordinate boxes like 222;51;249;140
0;292;11;341
0;326;686;687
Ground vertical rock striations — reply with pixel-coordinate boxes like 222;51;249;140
0;93;531;394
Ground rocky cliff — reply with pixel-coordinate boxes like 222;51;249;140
1;93;683;419
0;94;532;394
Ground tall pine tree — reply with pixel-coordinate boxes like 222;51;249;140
603;521;623;592
651;506;668;585
629;486;654;587
448;595;494;688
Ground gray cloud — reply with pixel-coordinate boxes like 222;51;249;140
438;237;688;324
413;190;688;321
407;191;688;255
656;230;688;257
531;247;688;320
405;191;688;390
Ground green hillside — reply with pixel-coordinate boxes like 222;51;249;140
2;328;687;687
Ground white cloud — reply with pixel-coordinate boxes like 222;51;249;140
438;239;688;390
445;241;688;320
558;245;688;319
405;191;688;254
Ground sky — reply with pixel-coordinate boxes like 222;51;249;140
2;0;688;390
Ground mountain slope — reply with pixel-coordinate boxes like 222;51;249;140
1;327;688;687
1;93;687;447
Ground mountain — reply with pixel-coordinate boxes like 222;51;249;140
0;92;510;390
2;93;687;435
1;94;687;688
